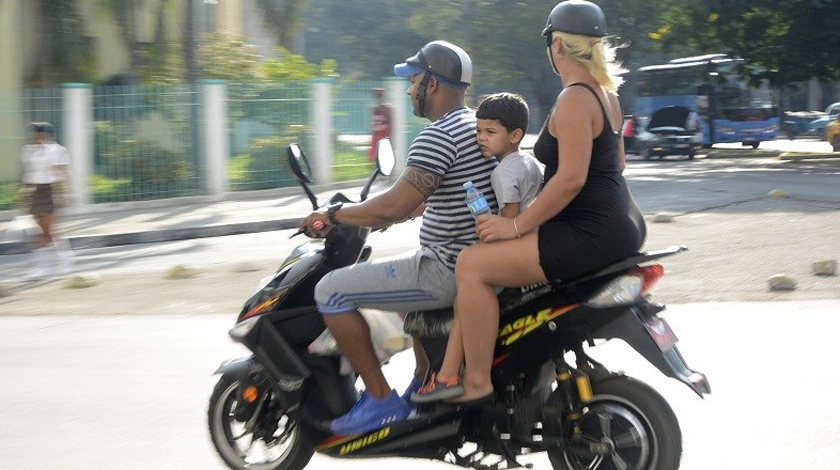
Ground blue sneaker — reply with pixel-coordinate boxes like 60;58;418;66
400;376;423;403
330;390;410;435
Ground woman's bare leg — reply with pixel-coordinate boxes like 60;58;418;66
453;233;546;401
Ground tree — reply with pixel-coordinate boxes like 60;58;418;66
29;0;96;86
196;34;262;82
254;0;310;50
397;0;667;123
653;0;840;87
96;0;178;84
262;47;338;80
304;0;427;80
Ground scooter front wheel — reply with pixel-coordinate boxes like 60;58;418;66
545;375;682;470
208;377;314;470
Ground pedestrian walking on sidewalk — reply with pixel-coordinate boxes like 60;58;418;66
19;122;74;279
369;87;392;163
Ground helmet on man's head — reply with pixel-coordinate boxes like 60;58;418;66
542;0;607;38
394;41;472;89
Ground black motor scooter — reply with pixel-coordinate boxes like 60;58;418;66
208;139;711;470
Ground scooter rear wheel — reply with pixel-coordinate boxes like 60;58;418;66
208;377;314;470
545;375;682;470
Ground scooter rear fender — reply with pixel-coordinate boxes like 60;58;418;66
592;306;711;397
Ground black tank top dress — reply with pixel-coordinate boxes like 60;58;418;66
535;83;646;281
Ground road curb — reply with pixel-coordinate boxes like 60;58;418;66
0;218;301;256
777;152;840;161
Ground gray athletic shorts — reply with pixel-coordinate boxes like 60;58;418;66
315;246;457;315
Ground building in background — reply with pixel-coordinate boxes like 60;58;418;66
0;0;283;184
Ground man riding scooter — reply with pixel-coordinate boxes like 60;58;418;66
298;40;498;435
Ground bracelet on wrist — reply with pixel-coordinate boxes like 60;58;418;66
513;217;522;238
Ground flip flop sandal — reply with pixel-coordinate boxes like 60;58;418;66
410;372;464;403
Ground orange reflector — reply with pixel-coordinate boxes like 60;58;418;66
242;385;259;404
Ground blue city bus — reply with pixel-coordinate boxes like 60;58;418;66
633;54;779;148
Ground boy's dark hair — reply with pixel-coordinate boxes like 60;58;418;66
476;92;529;134
30;122;55;136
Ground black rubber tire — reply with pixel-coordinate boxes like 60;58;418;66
208;377;314;470
545;375;683;470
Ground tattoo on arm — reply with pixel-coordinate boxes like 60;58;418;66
402;167;441;199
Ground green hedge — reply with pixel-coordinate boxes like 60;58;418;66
237;136;298;190
96;138;192;201
0;182;19;211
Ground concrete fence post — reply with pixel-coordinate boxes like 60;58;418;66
62;83;92;209
202;80;228;197
384;77;407;176
312;78;333;185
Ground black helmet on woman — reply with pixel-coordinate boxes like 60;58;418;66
541;0;608;39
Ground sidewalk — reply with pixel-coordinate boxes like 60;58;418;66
0;181;378;256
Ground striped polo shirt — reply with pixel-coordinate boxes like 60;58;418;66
407;107;498;269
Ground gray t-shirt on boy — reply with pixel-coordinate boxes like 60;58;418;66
490;150;545;212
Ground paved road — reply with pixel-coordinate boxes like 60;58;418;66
2;301;839;470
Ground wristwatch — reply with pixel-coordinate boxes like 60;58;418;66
326;203;343;225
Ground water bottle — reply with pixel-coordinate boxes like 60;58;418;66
463;181;491;219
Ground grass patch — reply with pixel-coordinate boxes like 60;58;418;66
227;154;252;184
0;182;21;210
90;174;132;202
333;146;375;182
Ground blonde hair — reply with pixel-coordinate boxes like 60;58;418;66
552;31;626;92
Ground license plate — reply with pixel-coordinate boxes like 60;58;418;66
644;317;678;351
673;143;689;148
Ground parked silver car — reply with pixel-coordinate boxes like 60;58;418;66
637;106;703;160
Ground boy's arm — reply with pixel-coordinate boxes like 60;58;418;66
499;203;520;219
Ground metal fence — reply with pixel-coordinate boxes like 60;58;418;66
227;81;313;191
92;84;202;203
1;79;425;210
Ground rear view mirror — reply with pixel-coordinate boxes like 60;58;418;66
376;138;396;177
287;143;318;210
287;143;313;184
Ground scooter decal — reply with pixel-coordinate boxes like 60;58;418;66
498;304;577;346
316;427;392;454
